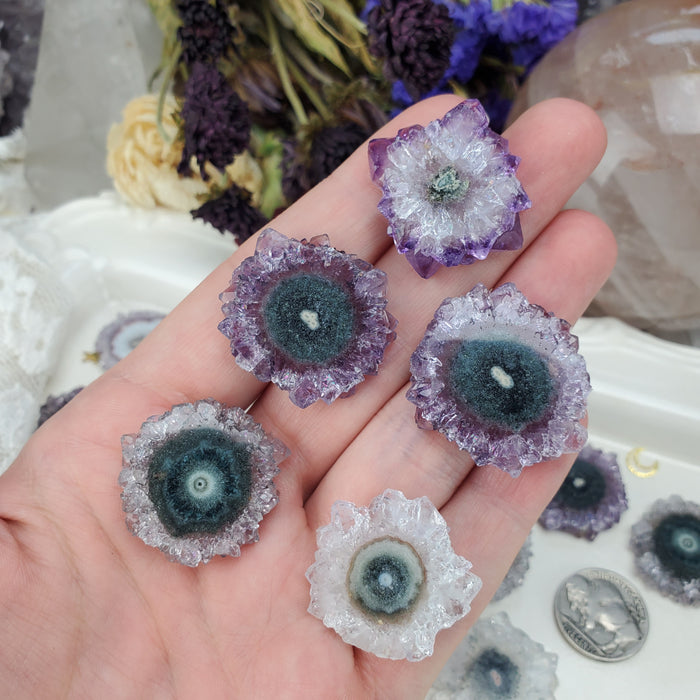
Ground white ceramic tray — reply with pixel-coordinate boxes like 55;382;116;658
42;193;700;699
489;317;700;699
40;191;236;394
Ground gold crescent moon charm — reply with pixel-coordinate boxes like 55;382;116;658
626;447;659;479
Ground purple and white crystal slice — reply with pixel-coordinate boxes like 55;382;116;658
492;533;533;603
37;386;83;427
539;444;628;540
429;611;558;699
95;309;165;370
369;99;530;278
219;228;396;408
407;283;591;476
630;495;700;607
306;489;482;661
119;398;288;566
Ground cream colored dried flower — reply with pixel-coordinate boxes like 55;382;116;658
106;94;262;211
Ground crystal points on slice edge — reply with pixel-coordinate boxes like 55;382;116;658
407;283;591;476
306;489;481;661
369;99;530;278
219;228;396;408
540;444;628;540
119;398;289;566
630;495;700;607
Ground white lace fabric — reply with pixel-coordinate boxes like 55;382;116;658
0;228;72;473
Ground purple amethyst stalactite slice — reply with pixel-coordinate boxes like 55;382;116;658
369;99;530;278
219;228;396;408
539;444;628;540
407;283;591;476
119;399;288;567
630;495;700;607
94;310;165;370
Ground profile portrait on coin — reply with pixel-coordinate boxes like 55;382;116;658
564;574;644;658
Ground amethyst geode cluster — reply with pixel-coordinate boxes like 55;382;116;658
407;283;591;476
219;228;396;408
369;99;530;278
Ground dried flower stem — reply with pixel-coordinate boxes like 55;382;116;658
155;47;182;145
264;5;308;125
286;59;331;120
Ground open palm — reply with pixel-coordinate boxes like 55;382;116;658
0;96;615;698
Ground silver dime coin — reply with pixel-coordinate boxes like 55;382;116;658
553;567;649;662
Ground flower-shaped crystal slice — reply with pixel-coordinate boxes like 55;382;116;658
540;444;628;540
369;99;530;278
95;309;165;370
219;228;396;408
630;495;700;607
428;611;558;699
37;387;83;427
407;283;591;476
492;533;533;603
306;489;482;661
119;399;288;567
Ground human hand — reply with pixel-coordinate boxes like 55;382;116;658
0;95;615;698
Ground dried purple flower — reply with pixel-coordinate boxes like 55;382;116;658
191;183;266;244
492;533;533;602
282;121;371;204
176;0;235;67
430;611;558;698
369;100;530;278
95;310;165;370
539;444;628;540
119;399;289;567
306;489;482;661
365;0;456;101
630;495;700;607
37;387;83;428
442;0;491;84
308;122;369;185
407;283;590;476
493;0;578;72
177;63;250;180
219;228;396;408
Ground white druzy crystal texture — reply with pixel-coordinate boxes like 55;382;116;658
369;100;530;278
306;489;482;661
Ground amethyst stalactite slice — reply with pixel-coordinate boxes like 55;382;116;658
630;495;700;607
369;99;530;278
430;612;558;698
539;444;629;540
119;398;288;567
94;310;165;370
407;283;591;476
219;228;396;408
305;489;481;661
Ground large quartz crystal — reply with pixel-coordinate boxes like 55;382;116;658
510;0;700;339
